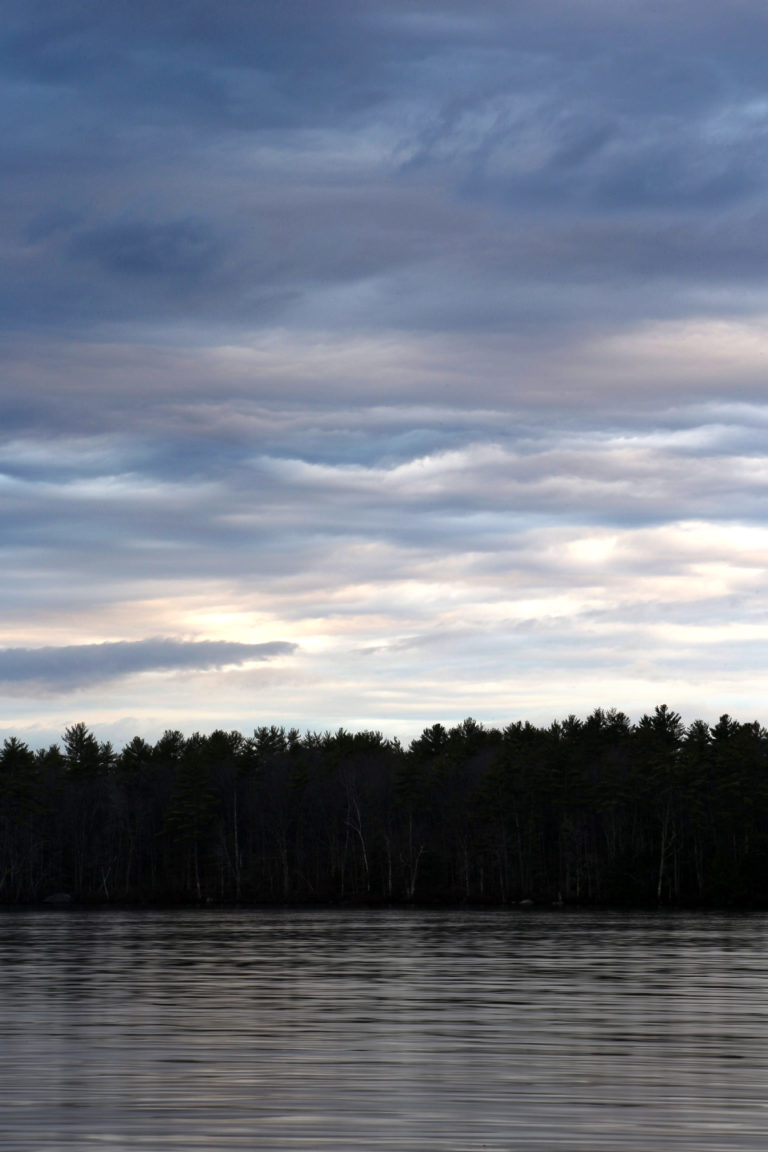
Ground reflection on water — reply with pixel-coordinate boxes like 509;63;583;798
1;908;767;1150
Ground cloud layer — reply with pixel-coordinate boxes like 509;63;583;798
0;640;296;692
2;1;768;744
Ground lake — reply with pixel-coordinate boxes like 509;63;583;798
0;908;766;1150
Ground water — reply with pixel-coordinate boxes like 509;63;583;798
0;909;767;1150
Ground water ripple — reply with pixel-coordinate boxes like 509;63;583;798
1;909;767;1150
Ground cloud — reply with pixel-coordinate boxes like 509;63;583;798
2;1;768;738
3;0;768;344
0;638;297;693
70;218;222;284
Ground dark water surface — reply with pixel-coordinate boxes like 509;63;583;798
1;908;767;1150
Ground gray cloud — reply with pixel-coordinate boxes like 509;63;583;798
0;639;297;692
69;219;223;285
2;0;768;343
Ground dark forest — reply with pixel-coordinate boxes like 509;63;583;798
2;706;768;907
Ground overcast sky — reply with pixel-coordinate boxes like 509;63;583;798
3;0;768;747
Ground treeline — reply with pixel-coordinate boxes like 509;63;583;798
2;706;768;906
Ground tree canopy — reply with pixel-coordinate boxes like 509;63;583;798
2;706;768;906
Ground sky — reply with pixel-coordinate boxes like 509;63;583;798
3;0;768;748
